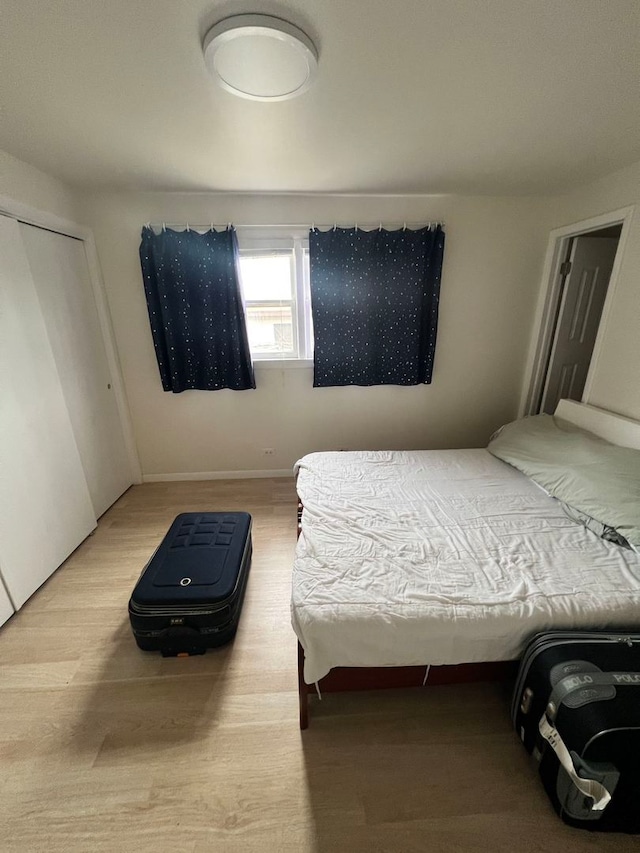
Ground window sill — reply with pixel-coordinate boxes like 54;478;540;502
253;358;313;370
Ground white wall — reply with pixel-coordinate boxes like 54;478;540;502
0;148;80;221
543;160;640;421
79;191;552;477
3;142;638;477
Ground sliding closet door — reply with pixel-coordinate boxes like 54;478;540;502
0;215;96;609
20;224;132;518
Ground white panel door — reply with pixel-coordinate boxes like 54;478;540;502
20;224;132;518
542;237;618;415
0;577;14;628
0;215;96;609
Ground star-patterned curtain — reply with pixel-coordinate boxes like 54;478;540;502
308;226;445;387
139;226;255;393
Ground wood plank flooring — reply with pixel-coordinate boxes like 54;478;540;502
1;479;639;852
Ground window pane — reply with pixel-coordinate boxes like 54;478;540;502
245;304;294;356
239;254;293;301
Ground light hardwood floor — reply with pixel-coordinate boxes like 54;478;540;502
1;479;639;853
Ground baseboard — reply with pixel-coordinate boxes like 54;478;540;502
142;468;293;483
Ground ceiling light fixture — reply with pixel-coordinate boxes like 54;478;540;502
203;14;318;102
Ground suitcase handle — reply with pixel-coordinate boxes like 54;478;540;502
546;671;640;721
539;714;613;812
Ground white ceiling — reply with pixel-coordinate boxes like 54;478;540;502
1;0;639;195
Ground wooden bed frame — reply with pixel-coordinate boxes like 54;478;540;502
297;642;517;729
295;402;640;729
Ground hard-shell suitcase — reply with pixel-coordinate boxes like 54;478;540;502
511;630;640;832
129;512;252;656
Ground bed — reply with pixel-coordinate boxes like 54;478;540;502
292;401;640;728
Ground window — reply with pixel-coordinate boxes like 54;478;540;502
237;231;312;362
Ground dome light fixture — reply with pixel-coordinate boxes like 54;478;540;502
203;14;318;102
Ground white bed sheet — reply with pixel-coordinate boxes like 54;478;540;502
291;449;640;684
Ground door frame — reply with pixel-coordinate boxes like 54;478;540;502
520;205;635;417
0;192;142;485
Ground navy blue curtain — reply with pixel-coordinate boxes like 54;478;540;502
309;226;445;387
139;227;255;392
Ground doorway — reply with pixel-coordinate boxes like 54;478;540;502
539;225;621;413
522;208;632;417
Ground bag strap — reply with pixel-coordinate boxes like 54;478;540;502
547;671;640;720
538;714;611;811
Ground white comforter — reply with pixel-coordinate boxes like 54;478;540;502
292;450;640;684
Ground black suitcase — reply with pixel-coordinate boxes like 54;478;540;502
129;512;252;656
511;631;640;832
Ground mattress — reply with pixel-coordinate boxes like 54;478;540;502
291;449;640;684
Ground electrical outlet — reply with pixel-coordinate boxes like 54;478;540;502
262;448;276;456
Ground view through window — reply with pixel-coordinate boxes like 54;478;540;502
238;237;312;360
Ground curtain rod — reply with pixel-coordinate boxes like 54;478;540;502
144;220;444;232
